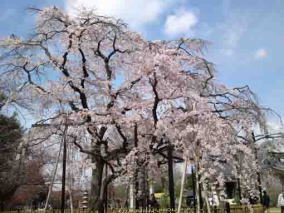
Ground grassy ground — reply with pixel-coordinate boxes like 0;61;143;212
269;208;281;213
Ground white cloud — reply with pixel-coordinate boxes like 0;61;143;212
224;26;245;50
221;24;247;56
164;9;198;37
254;48;268;59
219;14;249;56
65;0;179;29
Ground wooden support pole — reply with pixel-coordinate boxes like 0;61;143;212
177;158;188;213
44;139;63;212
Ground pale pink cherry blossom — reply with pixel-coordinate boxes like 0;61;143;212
0;6;272;210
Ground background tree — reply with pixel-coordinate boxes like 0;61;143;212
6;160;48;209
0;113;24;210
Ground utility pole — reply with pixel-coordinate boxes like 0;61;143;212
105;165;108;213
252;131;263;204
61;124;68;213
133;123;139;209
192;166;196;213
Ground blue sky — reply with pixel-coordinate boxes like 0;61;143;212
1;0;284;126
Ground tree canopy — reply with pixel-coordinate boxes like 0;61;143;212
0;6;277;211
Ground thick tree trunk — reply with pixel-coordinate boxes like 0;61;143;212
167;146;175;209
90;159;105;213
0;201;4;211
138;168;148;209
134;172;139;209
237;178;242;202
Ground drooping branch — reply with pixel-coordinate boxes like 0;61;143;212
149;72;160;127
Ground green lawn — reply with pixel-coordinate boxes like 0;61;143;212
269;208;281;213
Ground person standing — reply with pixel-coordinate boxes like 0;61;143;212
262;191;270;213
148;194;160;209
278;192;284;213
225;201;231;213
220;195;230;213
